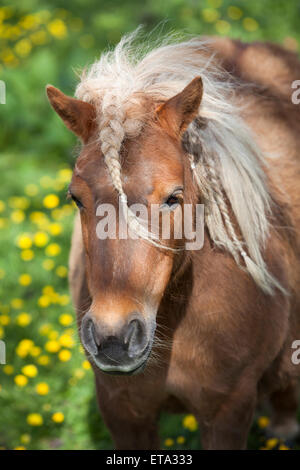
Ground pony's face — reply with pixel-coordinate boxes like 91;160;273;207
47;77;202;375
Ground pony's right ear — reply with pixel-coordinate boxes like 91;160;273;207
46;85;96;143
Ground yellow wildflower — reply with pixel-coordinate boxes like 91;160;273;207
34;231;49;247
164;438;174;447
243;17;259;32
48;222;62;235
21;249;34;261
19;273;32;286
42;259;55;270
82;360;91;370
227;6;243;20
265;438;279;449
58;349;71;361
3;365;14;375
59;334;74;348
177;436;185;444
16;234;32;249
37;355;50;366
182;414;198;431
45;340;60;353
14;446;26;450
52;412;64;423
47;19;67;39
56;265;67;277
0;315;10;326
36;382;49;395
20;434;31;444
27;413;43;426
59;313;73;326
17;313;32;327
14;374;28;387
43;194;59;209
257;416;270;429
11;298;23;309
30;346;41;357
45;243;61;257
22;364;38;378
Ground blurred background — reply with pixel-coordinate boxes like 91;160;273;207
0;0;299;451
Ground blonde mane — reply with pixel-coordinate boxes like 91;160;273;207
75;30;283;295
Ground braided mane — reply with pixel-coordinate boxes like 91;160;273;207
75;30;283;295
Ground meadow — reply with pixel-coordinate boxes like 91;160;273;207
0;0;300;450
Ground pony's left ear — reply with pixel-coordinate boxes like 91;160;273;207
156;76;203;137
46;85;96;143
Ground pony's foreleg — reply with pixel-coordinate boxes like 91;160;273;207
199;383;257;449
269;381;299;440
95;376;160;450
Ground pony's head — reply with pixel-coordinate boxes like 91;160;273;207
46;77;203;375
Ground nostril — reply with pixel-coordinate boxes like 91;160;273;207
81;314;98;356
125;319;147;357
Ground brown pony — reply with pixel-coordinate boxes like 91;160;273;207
46;33;300;449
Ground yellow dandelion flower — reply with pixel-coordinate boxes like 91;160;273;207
17;313;32;327
3;364;14;375
48;330;59;340
82;360;91;370
27;413;43;426
52;412;64;423
34;231;49;247
14;446;26;450
25;184;38;196
21;249;34;261
47;19;67;39
30;211;47;224
257;416;270;429
45;340;60;353
182;414;198;432
265;438;279;449
177;436;185;444
15;38;32;57
42;259;55;270
56;265;67;277
38;295;51;308
278;444;290;450
0;200;5;212
59;334;74;348
14;374;28;387
0;315;10;326
202;8;220;23
11;298;23;309
227;6;243;20
39;323;51;335
74;369;85;379
164;438;174;447
58;168;72;182
243;17;259;32
16;234;32;249
37;355;50;366
48;222;62;236
43;194;59;209
30;346;41;357
30;30;47;45
45;243;61;257
19;273;32;286
36;382;49;395
58;294;69;306
59;313;73;326
22;364;38;378
20;434;31;444
58;349;71;361
215;20;231;34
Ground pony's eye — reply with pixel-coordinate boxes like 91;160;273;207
71;194;83;209
165;195;179;207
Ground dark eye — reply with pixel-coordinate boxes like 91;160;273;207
165;195;179;207
70;194;83;209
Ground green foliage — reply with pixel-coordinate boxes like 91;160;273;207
0;0;299;451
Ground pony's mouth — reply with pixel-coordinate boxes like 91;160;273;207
92;341;153;376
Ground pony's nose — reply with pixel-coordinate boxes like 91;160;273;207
81;312;148;368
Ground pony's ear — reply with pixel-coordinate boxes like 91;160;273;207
46;85;96;143
156;76;203;136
